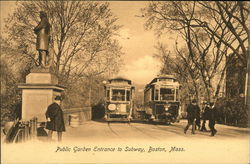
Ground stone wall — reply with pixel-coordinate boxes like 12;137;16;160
63;107;92;125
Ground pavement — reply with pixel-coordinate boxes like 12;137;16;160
1;119;250;164
60;119;250;142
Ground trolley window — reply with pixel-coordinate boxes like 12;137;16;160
106;89;110;100
176;89;179;101
155;89;159;100
111;89;125;101
126;90;130;101
159;78;173;82
160;88;175;101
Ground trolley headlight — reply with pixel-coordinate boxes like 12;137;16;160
108;104;116;111
164;104;170;111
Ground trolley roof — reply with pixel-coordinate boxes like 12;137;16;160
145;74;179;89
149;75;176;84
108;77;132;85
105;77;134;89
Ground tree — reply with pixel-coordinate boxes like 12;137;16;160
2;1;123;109
142;1;249;103
154;43;200;102
197;1;249;66
4;1;122;85
0;48;21;123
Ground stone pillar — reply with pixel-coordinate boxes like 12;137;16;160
18;68;64;122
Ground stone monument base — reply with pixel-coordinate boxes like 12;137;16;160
18;70;64;122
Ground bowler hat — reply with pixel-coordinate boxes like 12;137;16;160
55;96;62;101
192;99;197;103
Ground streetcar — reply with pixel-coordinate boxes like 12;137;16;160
103;77;135;122
143;75;181;124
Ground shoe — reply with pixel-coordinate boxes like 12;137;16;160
184;130;186;134
214;130;217;135
192;132;195;134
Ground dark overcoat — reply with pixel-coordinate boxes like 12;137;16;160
208;107;217;121
202;106;210;120
45;103;65;132
186;104;199;120
34;17;50;51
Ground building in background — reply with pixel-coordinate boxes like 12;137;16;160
225;54;246;99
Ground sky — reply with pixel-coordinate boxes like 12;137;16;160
0;1;175;86
109;1;163;85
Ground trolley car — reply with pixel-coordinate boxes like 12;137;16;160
144;75;181;124
103;77;135;122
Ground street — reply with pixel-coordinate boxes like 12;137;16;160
2;119;249;164
62;119;249;142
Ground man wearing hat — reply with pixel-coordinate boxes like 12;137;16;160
201;102;210;132
45;96;65;141
184;99;200;134
208;102;217;136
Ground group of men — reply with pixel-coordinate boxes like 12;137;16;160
184;99;217;136
44;97;219;142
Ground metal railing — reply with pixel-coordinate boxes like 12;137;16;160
4;117;38;143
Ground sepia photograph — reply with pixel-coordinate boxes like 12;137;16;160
0;1;249;164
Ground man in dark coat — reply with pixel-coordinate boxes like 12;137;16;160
184;99;199;134
46;96;65;141
195;105;201;130
201;102;210;131
208;102;217;136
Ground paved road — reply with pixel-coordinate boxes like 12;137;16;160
62;119;249;143
2;119;249;164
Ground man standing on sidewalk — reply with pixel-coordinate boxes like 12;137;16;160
45;96;65;141
184;99;199;134
201;102;210;132
208;102;217;136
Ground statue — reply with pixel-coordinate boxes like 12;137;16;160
34;11;51;68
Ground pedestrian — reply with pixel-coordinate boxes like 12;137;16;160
208;102;217;136
195;104;201;130
200;102;210;132
45;96;65;141
184;99;199;134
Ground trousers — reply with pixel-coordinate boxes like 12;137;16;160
184;119;195;134
209;120;217;136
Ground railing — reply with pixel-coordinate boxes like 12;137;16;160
4;117;38;143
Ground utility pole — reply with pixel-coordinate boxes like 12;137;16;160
89;78;92;107
246;50;250;110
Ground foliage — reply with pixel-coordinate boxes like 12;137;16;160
142;1;249;104
0;57;21;123
4;1;122;83
1;1;123;123
91;101;105;120
154;43;201;102
216;97;248;127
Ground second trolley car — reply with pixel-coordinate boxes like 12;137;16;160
144;75;181;124
103;77;135;122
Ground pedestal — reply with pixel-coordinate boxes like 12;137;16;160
18;68;64;122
